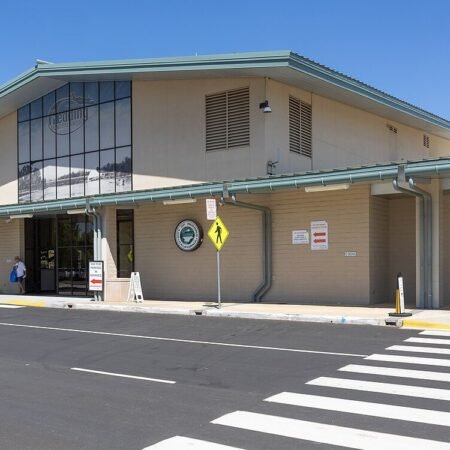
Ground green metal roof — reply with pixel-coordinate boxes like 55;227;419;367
0;51;449;135
1;157;450;217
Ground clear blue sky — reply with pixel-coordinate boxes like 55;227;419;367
1;0;449;119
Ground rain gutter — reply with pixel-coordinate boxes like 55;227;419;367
224;195;272;302
1;159;450;217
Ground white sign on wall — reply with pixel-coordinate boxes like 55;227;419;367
89;261;104;291
206;198;217;220
311;220;328;250
292;230;309;245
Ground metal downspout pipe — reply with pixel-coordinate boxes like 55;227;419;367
224;195;272;302
408;178;433;309
392;179;430;308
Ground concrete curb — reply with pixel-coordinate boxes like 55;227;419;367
68;302;390;326
401;319;450;331
7;299;450;330
0;299;47;308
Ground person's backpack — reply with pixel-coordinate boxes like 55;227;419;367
9;267;17;283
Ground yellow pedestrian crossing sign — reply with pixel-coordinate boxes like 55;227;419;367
208;216;229;251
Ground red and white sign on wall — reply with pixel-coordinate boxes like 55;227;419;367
89;261;104;291
310;220;328;250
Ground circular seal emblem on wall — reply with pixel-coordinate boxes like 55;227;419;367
174;220;203;252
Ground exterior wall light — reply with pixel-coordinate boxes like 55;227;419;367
9;214;33;219
305;184;350;193
67;209;87;215
162;198;197;205
259;100;272;113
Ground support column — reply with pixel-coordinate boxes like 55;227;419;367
431;179;443;309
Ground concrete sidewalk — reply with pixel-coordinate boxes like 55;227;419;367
2;294;449;330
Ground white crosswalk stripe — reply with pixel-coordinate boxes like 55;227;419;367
420;330;450;337
366;353;450;367
406;337;450;345
149;331;450;449
307;376;450;400
265;392;450;426
212;411;450;450
387;345;450;355
340;363;450;382
143;436;244;449
0;305;25;308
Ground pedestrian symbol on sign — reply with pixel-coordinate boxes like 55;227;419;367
215;222;222;244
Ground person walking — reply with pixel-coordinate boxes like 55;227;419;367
14;256;26;294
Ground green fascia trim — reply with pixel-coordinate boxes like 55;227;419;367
0;69;40;99
2;158;450;217
287;53;450;130
1;51;448;130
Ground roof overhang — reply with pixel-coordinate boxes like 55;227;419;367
1;157;449;217
0;51;449;139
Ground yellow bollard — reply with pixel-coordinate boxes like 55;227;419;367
389;272;412;317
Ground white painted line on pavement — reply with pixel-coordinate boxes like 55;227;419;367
212;411;450;450
306;377;450;401
387;345;450;355
0;322;367;358
366;353;450;367
340;364;450;383
406;337;450;345
70;368;175;384
0;305;25;308
265;392;450;426
420;330;450;338
143;436;244;449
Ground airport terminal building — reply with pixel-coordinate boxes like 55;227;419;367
0;51;449;308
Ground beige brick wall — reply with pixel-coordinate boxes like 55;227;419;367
0;219;23;294
267;186;370;304
388;198;416;306
443;193;450;306
124;185;372;304
133;198;263;301
369;197;389;303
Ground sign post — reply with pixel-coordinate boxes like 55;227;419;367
207;216;229;308
89;261;104;300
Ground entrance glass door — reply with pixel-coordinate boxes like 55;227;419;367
24;218;56;293
39;218;56;292
57;215;93;296
24;215;93;296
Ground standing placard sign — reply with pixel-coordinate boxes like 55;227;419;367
127;272;144;303
89;261;104;291
311;220;328;250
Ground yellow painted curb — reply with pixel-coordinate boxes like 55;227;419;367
1;300;46;307
402;319;450;331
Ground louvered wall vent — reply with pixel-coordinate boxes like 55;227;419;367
206;87;250;151
289;96;312;158
423;134;430;149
